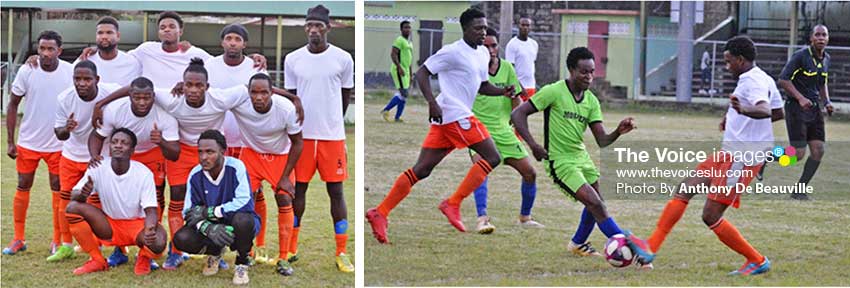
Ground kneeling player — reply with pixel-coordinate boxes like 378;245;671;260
173;130;259;285
65;128;167;275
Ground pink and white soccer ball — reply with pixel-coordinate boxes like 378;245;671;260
604;234;634;268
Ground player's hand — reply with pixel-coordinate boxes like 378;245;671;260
26;55;38;68
184;205;208;226
78;47;97;61
171;82;184;96
92;105;104;129
428;101;443;124
7;145;18;160
396;66;405;77
66;112;78;131
504;85;516;98
150;122;163;145
825;102;834;116
143;225;157;247
178;40;192;52
530;143;548;161
719;117;726;131
249;54;268;70
797;97;813;110
88;155;103;169
80;176;94;199
199;221;235;247
275;177;294;196
616;117;636;134
290;96;305;125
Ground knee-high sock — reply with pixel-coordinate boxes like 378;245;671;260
383;95;402;112
156;187;165;222
520;181;536;216
710;218;765;263
647;198;688;252
13;190;30;241
58;191;73;244
597;217;624;238
87;193;103;210
376;168;419;217
473;177;489;217
334;219;348;256
278;205;293;259
66;213;105;264
798;158;821;185
395;98;407;120
447;160;493;206
571;208;595;244
255;192;267;247
52;191;61;244
167;200;184;254
288;216;300;256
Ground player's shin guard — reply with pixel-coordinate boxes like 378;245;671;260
278;205;294;259
289;217;300;256
58;191;73;244
709;218;765;264
571;208;595;244
376;168;419;217
255;192;267;247
52;192;61;244
167;200;184;254
13;190;30;240
447;160;493;206
647;198;688;252
597;217;624;238
334;220;348;256
520;181;536;216
66;213;105;263
473;177;489;217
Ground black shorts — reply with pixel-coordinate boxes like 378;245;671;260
784;101;826;147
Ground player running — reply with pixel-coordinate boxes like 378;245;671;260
778;24;833;200
283;5;355;272
471;28;541;234
366;8;516;243
511;47;654;264
505;17;537;101
173;130;259;285
64;128;167;276
4;30;72;256
646;36;774;276
381;20;413;122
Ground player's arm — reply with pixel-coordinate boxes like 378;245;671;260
511;101;548;161
70;175;94;202
778;53;813;110
342;88;351;115
391;47;403;76
820;79;833;116
54;112;77;141
590;118;636;148
88;130;107;167
92;86;132;129
479;81;515;97
150;122;180;161
416;65;443;123
731;97;770;119
6;94;23;159
771;108;784;122
276;132;303;195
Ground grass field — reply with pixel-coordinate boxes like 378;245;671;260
1;122;355;287
364;93;850;286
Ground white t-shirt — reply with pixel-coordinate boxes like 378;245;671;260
83;50;141;86
55;82;121;162
96;97;180;154
231;96;301;154
74;157;157;220
11;60;73;152
206;55;267;148
154;86;249;145
129;41;212;90
423;39;490;124
505;37;538;89
701;51;711;70
722;66;775;164
284;44;353;140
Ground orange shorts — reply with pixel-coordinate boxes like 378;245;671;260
521;88;536;102
59;156;89;192
295;139;347;183
166;143;199;186
695;151;763;209
15;145;61;174
421;116;491;150
226;147;243;159
241;148;295;196
132;148;166;186
99;217;144;247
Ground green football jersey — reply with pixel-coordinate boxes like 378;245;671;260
391;35;413;89
529;80;603;160
472;58;522;130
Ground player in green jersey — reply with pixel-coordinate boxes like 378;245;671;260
382;20;414;122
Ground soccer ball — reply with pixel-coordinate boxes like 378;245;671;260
604;234;634;268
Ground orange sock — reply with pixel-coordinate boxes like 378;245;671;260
66;213;105;264
278;205;293;259
255;192;267;247
447;160;492;206
167;200;184;254
710;218;765;264
334;234;348;256
289;227;300;256
376;169;419;217
13;190;30;241
58;191;73;244
647;198;689;252
139;246;161;259
52;191;61;244
156;187;165;222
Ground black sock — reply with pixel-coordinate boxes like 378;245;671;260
798;158;821;186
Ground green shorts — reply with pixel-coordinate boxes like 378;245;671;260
469;125;528;162
545;154;599;199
